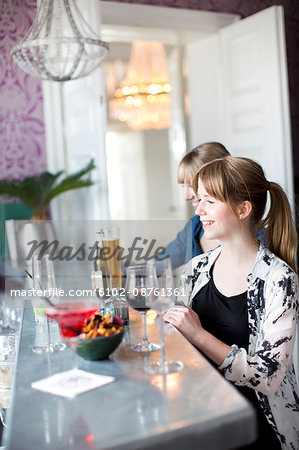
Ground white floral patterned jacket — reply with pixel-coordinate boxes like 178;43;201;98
186;244;299;449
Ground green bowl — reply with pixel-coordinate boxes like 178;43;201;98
76;330;125;361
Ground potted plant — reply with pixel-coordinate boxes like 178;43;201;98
0;159;96;220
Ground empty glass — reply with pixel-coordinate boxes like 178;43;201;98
91;270;106;315
0;334;17;390
31;254;66;353
0;292;22;333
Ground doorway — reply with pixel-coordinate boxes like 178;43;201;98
100;2;238;221
103;41;183;221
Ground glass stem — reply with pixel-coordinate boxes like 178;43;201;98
141;312;148;344
69;339;79;371
72;351;78;371
159;315;166;369
46;317;52;374
46;317;51;352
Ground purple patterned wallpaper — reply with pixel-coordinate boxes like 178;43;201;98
0;0;47;181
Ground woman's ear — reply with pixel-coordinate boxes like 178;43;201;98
238;201;252;220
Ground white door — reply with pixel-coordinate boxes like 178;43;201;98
187;5;298;381
187;6;294;204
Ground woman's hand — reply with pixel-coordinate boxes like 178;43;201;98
163;306;204;345
163;306;231;366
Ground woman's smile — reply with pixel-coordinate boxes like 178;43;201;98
201;220;215;228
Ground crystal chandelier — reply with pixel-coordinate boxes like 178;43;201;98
11;0;109;82
109;41;171;130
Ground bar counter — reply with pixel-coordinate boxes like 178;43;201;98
3;307;256;450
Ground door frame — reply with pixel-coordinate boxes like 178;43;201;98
100;1;239;44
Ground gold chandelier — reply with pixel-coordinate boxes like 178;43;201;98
109;41;171;130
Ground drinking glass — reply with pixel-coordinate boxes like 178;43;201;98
31;254;66;353
45;298;100;388
0;334;17;391
96;227;129;324
0;292;22;333
145;259;184;374
125;265;160;353
91;270;106;315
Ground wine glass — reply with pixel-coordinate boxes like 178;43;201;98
45;297;100;388
125;265;160;353
145;259;184;374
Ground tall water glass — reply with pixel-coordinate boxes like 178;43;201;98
91;270;108;315
31;254;66;353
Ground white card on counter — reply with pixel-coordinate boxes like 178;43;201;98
31;369;115;398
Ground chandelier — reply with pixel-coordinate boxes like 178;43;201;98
109;41;171;130
11;0;109;82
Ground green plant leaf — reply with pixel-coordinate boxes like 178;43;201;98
45;159;96;205
0;159;95;217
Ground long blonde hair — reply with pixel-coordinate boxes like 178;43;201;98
193;156;297;271
178;142;230;183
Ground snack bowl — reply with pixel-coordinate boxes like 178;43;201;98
76;329;125;361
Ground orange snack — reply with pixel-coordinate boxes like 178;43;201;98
82;313;124;339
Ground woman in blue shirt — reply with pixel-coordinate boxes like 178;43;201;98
159;142;230;269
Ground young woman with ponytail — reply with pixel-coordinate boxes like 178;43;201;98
164;156;298;449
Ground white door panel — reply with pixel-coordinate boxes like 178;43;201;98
220;6;293;201
188;6;293;202
186;34;224;145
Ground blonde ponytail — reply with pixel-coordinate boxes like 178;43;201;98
262;182;297;272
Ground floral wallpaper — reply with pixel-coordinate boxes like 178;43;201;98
0;0;47;180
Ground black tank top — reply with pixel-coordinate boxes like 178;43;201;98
191;271;249;350
191;270;281;449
